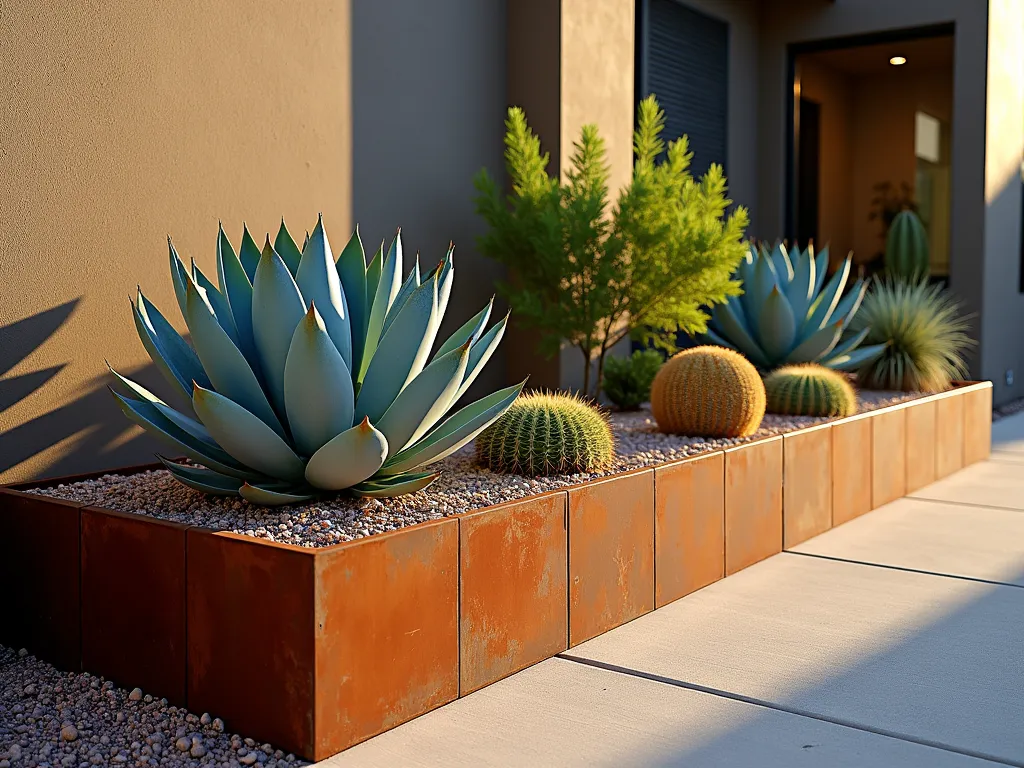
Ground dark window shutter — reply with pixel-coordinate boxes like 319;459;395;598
642;0;729;176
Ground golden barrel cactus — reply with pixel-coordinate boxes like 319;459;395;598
650;346;765;437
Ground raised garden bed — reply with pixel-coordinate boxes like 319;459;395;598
0;382;992;760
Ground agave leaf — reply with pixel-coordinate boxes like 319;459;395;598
758;287;797;363
741;248;778;325
453;312;508;402
822;342;888;371
787;321;843;364
158;457;244;495
376;341;470;454
812;245;830;297
785;244;817;324
825;326;871;360
359;232;404;381
296;214;353;369
703;326;738;351
168;239;190;321
382;380;525;476
111;390;261;480
831;278;868;331
770;242;794;282
305;417;388;490
252;240;307;419
238;226;263;282
108;365;218;447
192;259;244;349
240;483;315;506
351;470;439;498
709;298;769;367
337;226;368;371
216;225;258;365
355;272;440;423
437;248;454;319
434;297;493;360
382;256;421;338
736;244;757;289
365;241;383;315
284;305;356;456
807;256;852;332
274;219;304;276
193;385;304;481
184;277;285;437
133;289;210;404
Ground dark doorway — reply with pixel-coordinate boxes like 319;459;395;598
797;98;821;247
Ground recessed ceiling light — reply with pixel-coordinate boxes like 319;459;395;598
890;56;907;66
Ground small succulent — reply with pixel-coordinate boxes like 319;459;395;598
602;349;663;410
110;217;523;505
850;279;973;392
705;242;887;371
885;210;929;280
476;391;614;475
763;364;857;418
650;346;765;438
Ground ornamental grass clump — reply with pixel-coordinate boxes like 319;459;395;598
850;278;973;393
650;346;765;438
763;364;857;418
110;217;522;505
476;391;614;476
704;241;886;371
602;349;663;410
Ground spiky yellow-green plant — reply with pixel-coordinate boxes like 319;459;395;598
763;364;857;418
476;392;614;475
850;279;973;393
650;346;765;437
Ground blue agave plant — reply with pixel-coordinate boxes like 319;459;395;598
110;216;523;506
704;241;886;371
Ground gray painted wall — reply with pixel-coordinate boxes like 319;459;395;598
351;0;509;397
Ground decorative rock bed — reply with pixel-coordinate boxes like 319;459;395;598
0;383;994;762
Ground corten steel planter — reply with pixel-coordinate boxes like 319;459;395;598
459;492;568;694
0;384;996;760
654;452;725;607
724;437;783;575
872;406;908;509
0;490;82;671
81;507;188;705
568;470;655;647
904;400;938;494
935;390;965;478
831;412;873;527
782;423;833;549
963;384;993;465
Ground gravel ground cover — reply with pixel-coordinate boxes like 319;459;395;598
0;647;303;768
993;395;1024;421
31;393;917;548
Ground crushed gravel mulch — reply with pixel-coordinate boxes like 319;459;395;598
29;392;919;549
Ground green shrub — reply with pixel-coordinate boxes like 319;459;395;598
476;391;614;475
885;210;929;280
474;95;748;398
850;279;973;392
763;364;857;418
602;349;663;410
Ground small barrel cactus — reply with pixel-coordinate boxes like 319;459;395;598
650;346;765;437
763;364;857;418
885;210;929;280
476;392;614;475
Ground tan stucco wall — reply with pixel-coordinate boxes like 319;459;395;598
0;1;352;483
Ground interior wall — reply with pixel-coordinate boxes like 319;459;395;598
0;0;353;483
797;59;854;259
351;0;508;400
850;67;953;267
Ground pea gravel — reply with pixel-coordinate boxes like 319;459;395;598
31;392;918;549
0;646;304;768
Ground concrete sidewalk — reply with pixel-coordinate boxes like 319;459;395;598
321;413;1024;768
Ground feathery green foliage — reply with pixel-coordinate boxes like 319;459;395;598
476;391;614;476
885;210;930;280
704;241;886;372
851;279;973;392
110;219;521;505
602;349;663;410
474;95;748;398
763;364;857;418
